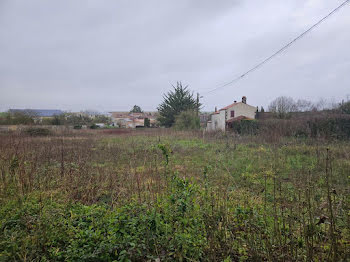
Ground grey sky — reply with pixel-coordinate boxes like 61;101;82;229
0;0;349;112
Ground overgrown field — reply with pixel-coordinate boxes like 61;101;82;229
0;130;349;261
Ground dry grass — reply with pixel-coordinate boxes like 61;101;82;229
0;129;349;261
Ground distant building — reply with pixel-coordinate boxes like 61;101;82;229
206;96;256;132
109;111;158;128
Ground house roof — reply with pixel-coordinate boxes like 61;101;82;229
219;102;240;111
219;101;256;111
9;109;63;117
110;111;157;119
110;112;129;118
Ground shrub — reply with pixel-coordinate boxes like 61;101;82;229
173;110;200;130
252;116;350;140
0;111;35;125
0;180;206;262
339;101;350;114
23;127;51;136
231;120;258;135
51;115;63;125
308;117;350;139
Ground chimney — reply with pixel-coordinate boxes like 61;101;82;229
242;96;247;104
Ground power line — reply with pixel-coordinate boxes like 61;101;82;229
204;0;350;95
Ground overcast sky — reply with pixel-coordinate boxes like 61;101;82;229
0;0;349;112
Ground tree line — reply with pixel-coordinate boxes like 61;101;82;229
1;84;349;128
0;112;112;127
267;96;350;118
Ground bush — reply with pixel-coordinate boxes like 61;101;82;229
51;115;62;125
0;175;206;261
23;127;51;136
309;117;350;139
173;110;200;130
0;111;35;125
339;101;350;114
231;120;258;135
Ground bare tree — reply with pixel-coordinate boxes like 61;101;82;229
268;96;297;118
295;99;313;112
310;98;338;111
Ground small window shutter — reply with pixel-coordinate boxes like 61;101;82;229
231;111;235;117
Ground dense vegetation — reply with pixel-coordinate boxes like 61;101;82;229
232;117;350;140
0;130;349;261
157;82;201;127
130;105;143;113
174;110;200;131
0;111;112;126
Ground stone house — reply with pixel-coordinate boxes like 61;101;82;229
206;96;257;132
110;111;158;128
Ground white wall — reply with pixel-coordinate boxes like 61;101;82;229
226;103;256;120
207;102;257;132
218;110;226;130
207;111;225;131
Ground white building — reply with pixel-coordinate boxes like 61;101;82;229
95;123;106;128
206;96;257;132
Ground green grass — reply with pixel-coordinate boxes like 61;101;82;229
0;130;349;261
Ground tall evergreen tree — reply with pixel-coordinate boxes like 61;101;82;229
130;105;143;113
144;117;150;127
157;82;201;127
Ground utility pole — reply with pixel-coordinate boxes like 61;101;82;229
196;93;199;117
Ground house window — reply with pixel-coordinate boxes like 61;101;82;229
230;110;235;117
